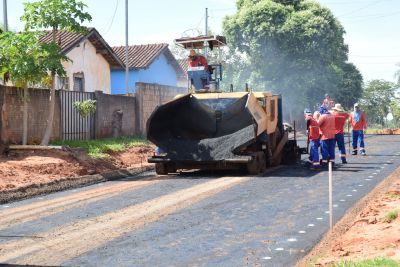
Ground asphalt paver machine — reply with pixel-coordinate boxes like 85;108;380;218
147;35;301;174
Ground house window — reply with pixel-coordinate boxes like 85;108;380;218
58;76;69;90
73;72;85;92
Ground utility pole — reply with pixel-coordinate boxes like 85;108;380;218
3;0;8;31
204;7;208;59
125;0;129;95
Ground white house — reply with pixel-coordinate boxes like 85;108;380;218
40;28;124;93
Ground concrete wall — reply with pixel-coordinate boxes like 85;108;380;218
60;40;111;93
111;52;178;94
0;86;60;144
94;91;136;138
136;82;187;135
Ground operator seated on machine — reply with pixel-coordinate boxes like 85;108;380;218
188;49;211;90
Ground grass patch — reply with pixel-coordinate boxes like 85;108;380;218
385;192;400;199
384;210;398;223
334;257;400;267
51;136;151;159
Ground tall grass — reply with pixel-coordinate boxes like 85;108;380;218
334;257;399;267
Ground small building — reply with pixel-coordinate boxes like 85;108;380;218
40;28;124;93
111;44;184;94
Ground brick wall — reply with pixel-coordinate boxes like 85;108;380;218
94;91;136;138
0;83;187;144
0;85;61;144
135;82;187;135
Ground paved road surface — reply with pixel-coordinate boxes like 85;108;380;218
0;135;399;266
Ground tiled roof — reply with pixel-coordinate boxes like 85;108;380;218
39;28;124;68
112;43;169;69
177;59;188;73
39;29;87;51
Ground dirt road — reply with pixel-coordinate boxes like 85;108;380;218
0;135;399;266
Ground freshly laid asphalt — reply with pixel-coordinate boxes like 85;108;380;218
0;135;399;266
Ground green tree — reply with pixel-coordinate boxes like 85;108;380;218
0;31;67;144
331;62;364;110
361;80;397;126
390;98;400;126
223;0;363;119
21;0;92;145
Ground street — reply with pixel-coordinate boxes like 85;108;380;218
0;135;399;266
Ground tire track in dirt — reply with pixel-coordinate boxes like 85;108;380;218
0;176;252;265
0;176;165;230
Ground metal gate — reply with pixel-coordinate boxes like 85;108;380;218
60;90;95;140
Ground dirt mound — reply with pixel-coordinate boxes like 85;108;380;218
0;145;154;194
103;146;154;168
377;129;400;135
298;168;400;266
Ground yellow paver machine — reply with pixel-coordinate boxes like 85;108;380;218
147;36;301;174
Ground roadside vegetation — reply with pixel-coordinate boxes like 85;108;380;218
51;136;151;158
383;210;398;223
334;257;400;267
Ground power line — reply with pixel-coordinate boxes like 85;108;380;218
104;0;119;35
341;9;400;19
336;0;380;17
340;10;400;22
194;14;205;32
336;0;395;18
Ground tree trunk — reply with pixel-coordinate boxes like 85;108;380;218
22;85;28;145
41;28;57;146
41;76;56;145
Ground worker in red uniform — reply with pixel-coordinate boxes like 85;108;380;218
332;103;349;164
188;49;208;70
303;109;321;170
349;103;367;156
322;94;335;110
318;105;336;167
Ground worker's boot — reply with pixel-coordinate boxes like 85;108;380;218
320;160;328;168
302;161;312;168
360;149;366;156
310;164;321;171
351;149;357;156
341;157;348;164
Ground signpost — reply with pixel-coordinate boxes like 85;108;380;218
329;162;333;229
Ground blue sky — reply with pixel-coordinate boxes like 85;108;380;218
1;0;400;83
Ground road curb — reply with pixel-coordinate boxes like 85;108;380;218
0;165;154;204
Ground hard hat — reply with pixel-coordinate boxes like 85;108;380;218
304;108;312;115
354;103;359;107
332;103;344;112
